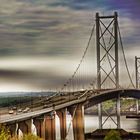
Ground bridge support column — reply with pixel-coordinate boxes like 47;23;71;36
45;113;56;140
98;103;102;129
136;99;139;114
18;119;32;134
117;94;120;129
57;108;67;140
6;123;18;137
33;117;45;139
68;104;85;140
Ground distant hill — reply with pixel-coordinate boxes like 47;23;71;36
0;91;56;97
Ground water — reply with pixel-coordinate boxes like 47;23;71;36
84;115;140;140
85;115;140;132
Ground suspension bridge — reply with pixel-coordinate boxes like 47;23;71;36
0;12;140;140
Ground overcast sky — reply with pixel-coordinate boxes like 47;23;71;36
0;0;139;92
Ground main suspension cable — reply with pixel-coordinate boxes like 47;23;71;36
61;23;96;91
118;25;135;88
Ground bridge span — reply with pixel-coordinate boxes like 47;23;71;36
87;89;140;107
1;89;140;124
1;89;140;140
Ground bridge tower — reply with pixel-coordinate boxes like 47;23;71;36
135;56;140;88
96;12;119;89
135;56;140;114
96;12;120;129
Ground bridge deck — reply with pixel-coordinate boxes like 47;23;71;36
0;88;140;124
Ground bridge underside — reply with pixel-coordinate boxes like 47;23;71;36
85;89;140;108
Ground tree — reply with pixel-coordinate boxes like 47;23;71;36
0;126;10;140
104;130;122;140
22;134;43;140
0;125;42;140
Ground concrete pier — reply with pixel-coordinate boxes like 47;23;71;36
57;108;67;140
68;104;85;140
45;114;56;140
33;117;45;139
18;119;32;134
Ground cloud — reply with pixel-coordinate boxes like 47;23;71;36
0;56;96;91
48;0;107;10
0;1;95;58
0;0;139;91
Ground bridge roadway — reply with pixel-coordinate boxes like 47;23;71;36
0;94;87;124
0;88;140;124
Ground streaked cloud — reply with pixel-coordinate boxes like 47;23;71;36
0;0;139;91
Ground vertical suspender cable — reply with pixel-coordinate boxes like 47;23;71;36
61;23;95;91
